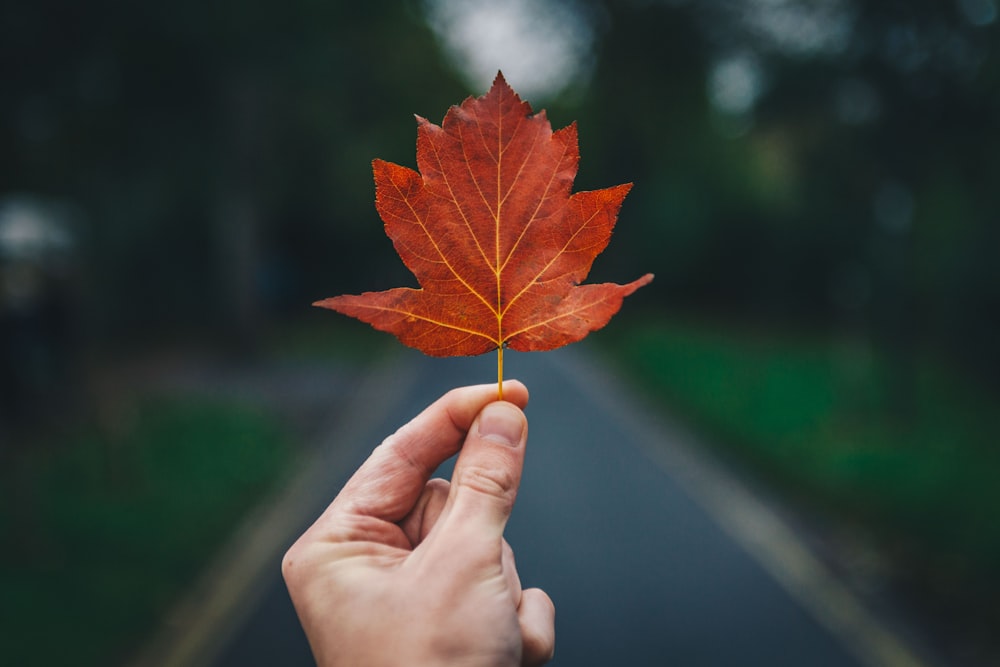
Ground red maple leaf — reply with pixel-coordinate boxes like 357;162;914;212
315;73;652;394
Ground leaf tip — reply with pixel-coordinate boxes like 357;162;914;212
635;273;655;290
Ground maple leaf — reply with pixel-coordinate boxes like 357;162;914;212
315;73;652;396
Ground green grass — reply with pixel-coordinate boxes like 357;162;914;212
0;398;292;666
607;318;1000;579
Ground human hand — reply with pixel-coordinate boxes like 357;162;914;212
282;381;555;667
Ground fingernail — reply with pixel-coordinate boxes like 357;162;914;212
478;402;524;447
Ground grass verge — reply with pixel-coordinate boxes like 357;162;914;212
0;398;292;666
605;318;1000;595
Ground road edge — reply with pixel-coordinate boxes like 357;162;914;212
126;353;421;667
547;345;940;667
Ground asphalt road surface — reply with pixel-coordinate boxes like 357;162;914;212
164;344;926;667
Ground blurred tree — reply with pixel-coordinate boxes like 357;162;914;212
0;0;466;350
1;0;996;385
570;0;999;386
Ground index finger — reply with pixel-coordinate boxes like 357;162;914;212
324;380;529;526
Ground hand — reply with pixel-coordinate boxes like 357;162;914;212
282;381;555;667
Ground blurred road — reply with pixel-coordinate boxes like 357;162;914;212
135;344;931;667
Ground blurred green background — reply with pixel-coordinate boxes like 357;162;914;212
1;0;998;664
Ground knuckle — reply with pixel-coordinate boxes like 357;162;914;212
280;543;302;585
456;465;517;504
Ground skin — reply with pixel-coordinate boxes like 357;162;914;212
282;380;555;667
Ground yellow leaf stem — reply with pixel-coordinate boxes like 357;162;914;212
497;345;504;401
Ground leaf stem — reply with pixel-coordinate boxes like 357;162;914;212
497;345;504;401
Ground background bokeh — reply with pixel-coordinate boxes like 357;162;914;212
2;0;998;665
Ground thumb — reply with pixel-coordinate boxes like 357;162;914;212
445;401;528;540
